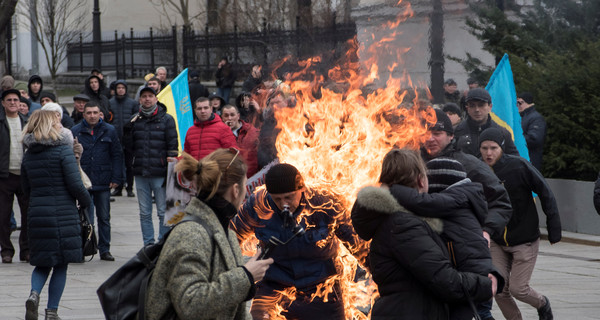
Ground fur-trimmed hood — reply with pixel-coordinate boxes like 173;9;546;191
351;186;443;241
23;128;73;152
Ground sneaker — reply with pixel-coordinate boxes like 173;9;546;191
100;252;115;261
537;295;553;320
126;190;135;197
110;189;122;197
25;291;39;320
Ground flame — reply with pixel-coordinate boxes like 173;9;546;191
244;1;438;318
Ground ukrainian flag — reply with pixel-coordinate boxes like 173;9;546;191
486;54;530;160
158;68;194;152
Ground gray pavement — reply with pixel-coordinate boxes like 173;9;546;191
2;195;600;319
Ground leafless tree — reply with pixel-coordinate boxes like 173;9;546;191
20;0;88;94
0;0;18;75
149;0;205;29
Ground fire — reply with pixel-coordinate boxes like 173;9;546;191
243;0;438;318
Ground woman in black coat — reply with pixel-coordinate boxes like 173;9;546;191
21;110;92;320
351;149;496;320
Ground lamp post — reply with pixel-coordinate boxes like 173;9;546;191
429;0;445;105
92;0;101;69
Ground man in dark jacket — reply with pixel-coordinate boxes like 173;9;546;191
479;127;561;320
109;80;138;197
83;75;111;121
27;75;43;104
221;104;259;177
595;173;600;215
517;92;546;171
215;57;235;103
188;70;209;105
231;164;362;320
242;64;262;93
71;102;123;261
123;87;178;246
0;89;29;263
71;93;90;125
454;88;519;158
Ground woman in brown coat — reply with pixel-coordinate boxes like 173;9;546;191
145;149;273;320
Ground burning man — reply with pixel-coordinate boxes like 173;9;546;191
231;163;362;319
351;148;497;320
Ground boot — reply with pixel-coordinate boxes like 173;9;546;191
25;291;39;320
537;296;553;320
44;309;61;320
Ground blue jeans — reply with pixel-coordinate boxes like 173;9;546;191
217;87;232;104
87;190;111;254
135;176;170;245
31;264;67;309
477;299;494;319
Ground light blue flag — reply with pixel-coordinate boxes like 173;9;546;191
485;54;530;160
158;68;194;152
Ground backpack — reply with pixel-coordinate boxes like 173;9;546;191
97;215;211;320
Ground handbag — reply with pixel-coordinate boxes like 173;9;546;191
80;207;98;260
78;163;92;190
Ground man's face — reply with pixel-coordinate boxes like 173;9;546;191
90;78;100;91
210;98;221;111
466;100;492;124
425;130;453;157
40;97;53;106
480;140;503;166
468;82;479;90
30;81;41;93
18;102;29;115
156;69;167;81
221;107;240;129
252;65;262;78
140;91;158;109
516;98;531;113
74;99;87;112
3;93;21;116
444;84;458;94
446;112;461;126
148;80;161;92
195;100;212;121
270;190;303;213
116;84;127;97
84;106;101;127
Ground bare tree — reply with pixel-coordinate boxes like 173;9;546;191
20;0;88;94
0;0;18;75
149;0;205;29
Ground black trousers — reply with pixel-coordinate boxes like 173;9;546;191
0;173;28;259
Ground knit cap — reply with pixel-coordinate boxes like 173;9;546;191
426;157;467;193
430;108;454;134
479;127;505;150
265;163;305;194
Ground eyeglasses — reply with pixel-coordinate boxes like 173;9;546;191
224;147;240;172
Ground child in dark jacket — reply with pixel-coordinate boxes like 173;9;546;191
389;157;504;320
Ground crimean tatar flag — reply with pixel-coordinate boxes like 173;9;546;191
486;54;530;160
158;68;194;152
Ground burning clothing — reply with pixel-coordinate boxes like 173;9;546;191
351;186;494;320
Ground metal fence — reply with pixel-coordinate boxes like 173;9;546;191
66;20;357;80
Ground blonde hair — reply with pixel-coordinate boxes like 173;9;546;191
23;110;61;141
176;149;247;200
379;148;427;189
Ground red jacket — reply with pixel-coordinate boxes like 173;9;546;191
184;114;237;160
236;121;259;177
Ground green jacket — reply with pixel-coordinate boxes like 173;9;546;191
145;197;252;320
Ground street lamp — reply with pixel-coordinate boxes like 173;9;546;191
92;0;101;69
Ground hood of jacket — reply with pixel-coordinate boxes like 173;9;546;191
193;113;222;127
113;79;128;99
28;75;43;99
352;186;443;241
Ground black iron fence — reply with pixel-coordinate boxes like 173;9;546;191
66;20;357;80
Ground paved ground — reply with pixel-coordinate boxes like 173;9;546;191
2;195;600;319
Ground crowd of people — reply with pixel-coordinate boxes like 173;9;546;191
0;63;566;320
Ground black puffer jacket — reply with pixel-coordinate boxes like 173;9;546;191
389;181;500;278
351;186;493;320
520;106;546;171
422;144;512;240
489;154;562;246
21;132;92;267
454;115;519;158
123;102;178;178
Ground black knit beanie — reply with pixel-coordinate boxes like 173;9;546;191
426;157;467;193
265;163;305;194
430;108;454;134
479;127;505;150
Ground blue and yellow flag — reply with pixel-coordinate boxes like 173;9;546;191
158;68;194;152
486;54;529;160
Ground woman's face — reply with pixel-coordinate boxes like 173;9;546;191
232;176;248;208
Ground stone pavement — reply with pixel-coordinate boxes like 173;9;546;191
2;195;600;319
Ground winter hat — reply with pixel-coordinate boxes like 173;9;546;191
19;96;31;108
1;88;20;100
442;103;461;115
40;91;57;103
73;93;90;102
42;102;64;118
430;108;454;134
265;163;305;194
444;78;457;86
479;127;505;150
517;92;534;104
465;88;492;104
1;75;15;90
426;157;467;193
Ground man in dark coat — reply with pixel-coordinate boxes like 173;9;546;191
517;92;546;171
242;64;263;93
27;75;43;104
71;102;123;261
71;93;90;125
188;70;209;105
123;87;178;246
454;88;519;158
83;75;112;121
479;127;560;320
0;89;29;263
215;57;236;103
109;80;138;197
